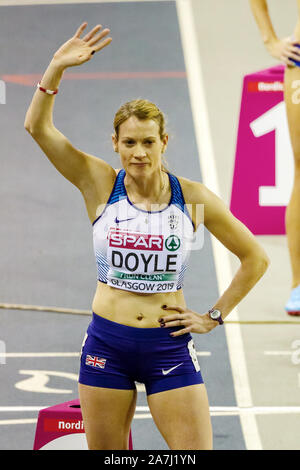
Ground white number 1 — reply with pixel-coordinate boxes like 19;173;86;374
250;101;294;206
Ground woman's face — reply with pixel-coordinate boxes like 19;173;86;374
112;116;168;174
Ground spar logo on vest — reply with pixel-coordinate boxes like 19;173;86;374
107;229;182;274
165;235;180;251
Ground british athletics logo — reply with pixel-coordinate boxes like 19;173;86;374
85;355;106;369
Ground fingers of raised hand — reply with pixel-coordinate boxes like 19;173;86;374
88;35;112;55
87;28;111;47
74;22;88;39
73;23;112;49
74;22;103;40
82;24;104;42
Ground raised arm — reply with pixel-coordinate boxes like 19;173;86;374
249;0;300;66
24;23;115;207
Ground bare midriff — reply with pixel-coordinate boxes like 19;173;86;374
92;281;187;328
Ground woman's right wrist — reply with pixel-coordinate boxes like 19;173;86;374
39;58;66;91
50;56;67;72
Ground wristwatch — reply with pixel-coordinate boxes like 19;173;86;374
208;308;224;325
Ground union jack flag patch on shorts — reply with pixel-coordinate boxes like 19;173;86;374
85;355;106;369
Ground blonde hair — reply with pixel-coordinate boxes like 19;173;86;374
113;99;169;172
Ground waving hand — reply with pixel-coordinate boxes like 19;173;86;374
53;22;112;68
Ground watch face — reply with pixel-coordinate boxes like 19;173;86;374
210;310;221;320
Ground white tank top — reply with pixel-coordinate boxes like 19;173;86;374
93;169;195;294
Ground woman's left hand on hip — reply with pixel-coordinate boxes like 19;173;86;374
159;305;218;337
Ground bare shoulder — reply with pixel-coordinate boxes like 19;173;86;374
176;175;208;204
80;156;117;202
177;175;227;210
176;174;269;262
177;174;233;229
177;173;263;260
83;155;117;190
176;175;210;229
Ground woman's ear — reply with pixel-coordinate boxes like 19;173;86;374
112;134;118;153
162;133;168;154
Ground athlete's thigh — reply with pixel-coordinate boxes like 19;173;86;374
147;383;212;450
78;383;137;450
284;65;300;163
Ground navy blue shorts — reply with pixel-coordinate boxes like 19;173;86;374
79;313;204;395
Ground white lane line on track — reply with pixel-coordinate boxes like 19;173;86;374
176;0;262;450
0;0;171;5
2;405;300;414
0;351;211;358
2;406;300;426
0;407;47;412
0;352;80;358
0;419;38;426
264;351;292;356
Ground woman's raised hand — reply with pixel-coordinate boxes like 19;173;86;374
53;22;112;69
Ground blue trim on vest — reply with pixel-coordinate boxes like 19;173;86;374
112;169;194;227
92;170;126;226
93;168;195;230
107;169;127;204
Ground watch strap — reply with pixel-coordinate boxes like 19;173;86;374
208;308;224;325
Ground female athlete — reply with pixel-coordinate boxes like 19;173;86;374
24;22;269;450
250;0;300;315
